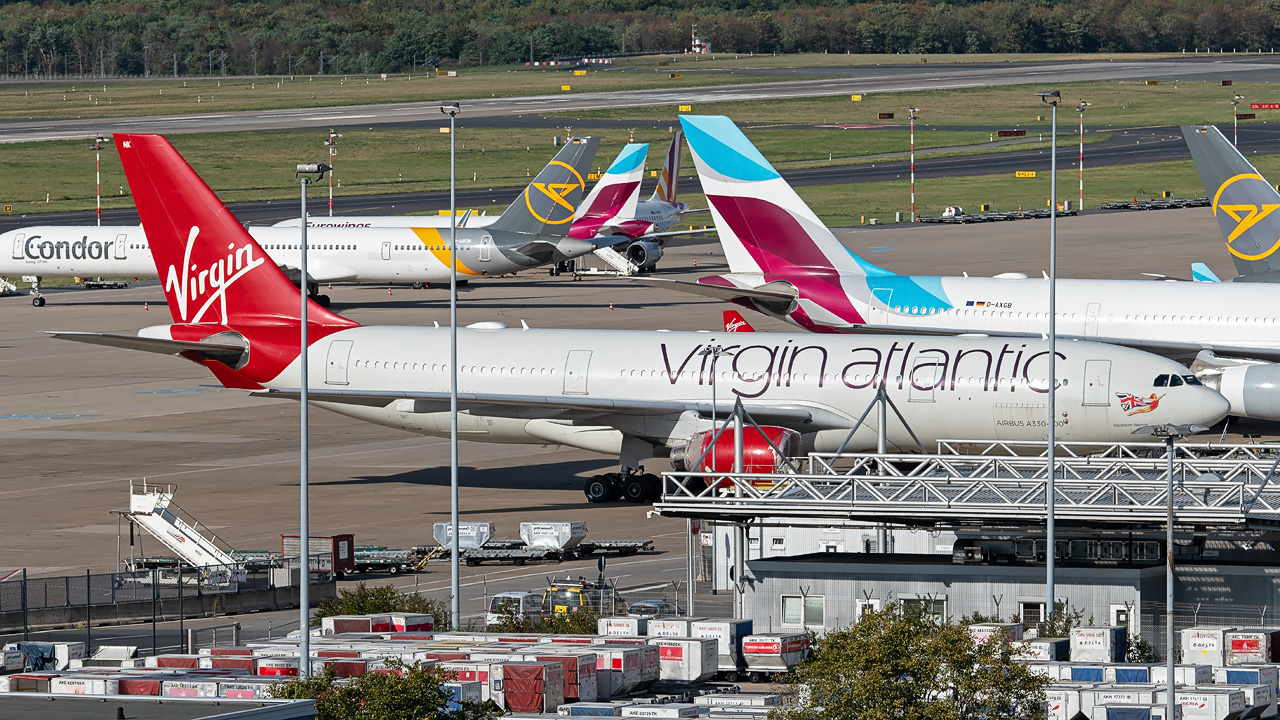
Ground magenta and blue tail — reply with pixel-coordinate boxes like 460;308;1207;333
568;142;646;241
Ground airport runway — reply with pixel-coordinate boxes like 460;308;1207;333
3;56;1278;143
2;123;1271;234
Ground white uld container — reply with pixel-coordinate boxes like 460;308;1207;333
970;623;1025;643
691;619;753;671
647;618;703;638
1158;688;1248;720
557;703;626;716
1183;628;1237;667
1071;627;1128;663
1152;665;1215;686
2;649;23;672
1106;666;1158;684
443;680;483;708
1047;686;1085;720
1084;685;1162;716
390;614;434;632
52;642;86;670
594;645;643;698
1212;684;1272;720
621;704;702;718
219;679;281;699
1225;630;1280;665
433;521;495;550
254;657;300;676
438;661;496;701
1014;638;1070;661
694;693;780;707
599;617;647;636
741;633;809;673
520;521;588;551
653;637;718;684
1215;667;1279;718
162;678;220;698
1090;704;1182;720
50;675;120;695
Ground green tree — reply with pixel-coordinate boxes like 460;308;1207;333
772;602;1048;720
313;582;451;629
269;660;499;720
487;606;602;635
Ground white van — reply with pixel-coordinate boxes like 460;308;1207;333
486;592;544;627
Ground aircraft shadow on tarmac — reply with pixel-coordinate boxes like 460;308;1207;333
338;458;619;496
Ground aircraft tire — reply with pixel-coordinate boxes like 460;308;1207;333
411;282;424;289
622;476;649;503
32;296;45;307
584;476;613;503
639;473;662;501
316;294;331;307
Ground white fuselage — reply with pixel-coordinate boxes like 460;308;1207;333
1;224;586;284
171;325;1229;455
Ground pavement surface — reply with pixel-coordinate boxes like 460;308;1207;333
4;56;1280;143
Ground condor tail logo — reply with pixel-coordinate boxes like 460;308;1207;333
165;226;265;323
1212;173;1280;261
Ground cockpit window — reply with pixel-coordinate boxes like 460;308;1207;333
1169;375;1184;387
1153;374;1169;387
1182;375;1203;386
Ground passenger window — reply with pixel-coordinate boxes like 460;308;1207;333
1183;375;1203;386
1169;375;1183;387
1153;374;1169;387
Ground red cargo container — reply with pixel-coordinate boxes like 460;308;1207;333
281;533;355;576
118;677;163;695
491;661;565;713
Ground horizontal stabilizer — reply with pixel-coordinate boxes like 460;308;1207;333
632;276;797;304
46;331;247;363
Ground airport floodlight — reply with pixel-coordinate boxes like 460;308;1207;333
295;163;331;180
908;109;920;221
92;135;109;226
1077;103;1090;206
1037;89;1061;104
442;100;462;630
1132;422;1209;720
440;102;461;117
294;164;319;677
1231;95;1245;146
1038;87;1061;626
323;130;340;216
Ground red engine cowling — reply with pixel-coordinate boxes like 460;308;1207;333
670;426;801;476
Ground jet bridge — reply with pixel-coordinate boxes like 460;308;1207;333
655;440;1280;531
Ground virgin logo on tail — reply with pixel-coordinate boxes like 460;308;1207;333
723;310;755;332
165;225;265;323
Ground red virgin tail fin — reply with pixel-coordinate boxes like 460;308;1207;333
723;310;755;332
114;133;355;329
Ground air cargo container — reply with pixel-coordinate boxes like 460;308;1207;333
282;533;355;576
653;637;718;684
1183;628;1237;667
1225;630;1280;665
741;633;810;681
1072;627;1128;663
690;619;753;676
489;661;566;714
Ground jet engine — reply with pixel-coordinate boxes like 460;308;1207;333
670;426;802;484
625;240;663;269
1210;363;1280;421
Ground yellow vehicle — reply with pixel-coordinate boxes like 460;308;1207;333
541;576;625;616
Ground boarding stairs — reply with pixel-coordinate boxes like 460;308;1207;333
124;481;239;569
0;277;16;296
591;246;639;276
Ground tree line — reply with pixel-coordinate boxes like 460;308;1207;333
4;0;1279;79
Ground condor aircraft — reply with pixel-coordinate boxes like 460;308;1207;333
1;137;625;307
273;133;705;273
46;134;1228;502
646;115;1280;424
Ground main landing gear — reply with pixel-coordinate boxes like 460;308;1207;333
583;470;662;504
28;276;45;307
307;283;331;308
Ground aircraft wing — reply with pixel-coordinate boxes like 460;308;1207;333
278;263;358;284
45;331;247;363
633;228;716;241
253;387;849;430
629;276;797;304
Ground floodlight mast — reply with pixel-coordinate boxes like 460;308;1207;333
1037;88;1061;627
440;101;462;630
293;161;329;677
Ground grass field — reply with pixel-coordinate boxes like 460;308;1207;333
561;79;1274;129
0;51;1201;120
0;126;1105;214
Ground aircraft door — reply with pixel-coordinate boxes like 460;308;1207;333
11;233;24;260
381;241;391;260
479;234;492;262
563;350;592;395
1085;302;1101;336
114;234;127;260
326;339;353;385
908;353;944;402
1082;359;1111;406
870;288;893;324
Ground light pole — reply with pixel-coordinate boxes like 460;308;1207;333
1132;423;1208;720
440;101;461;630
143;45;149;78
91;135;106;226
1037;89;1060;627
908;108;919;221
1232;95;1244;147
1077;102;1090;208
294;161;330;677
324;129;341;217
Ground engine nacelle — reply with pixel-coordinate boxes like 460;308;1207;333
670;425;802;476
1214;364;1280;421
625;240;663;269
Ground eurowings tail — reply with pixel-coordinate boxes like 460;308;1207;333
1184;124;1280;281
487;136;600;237
679;115;892;278
568;143;647;240
651;132;682;204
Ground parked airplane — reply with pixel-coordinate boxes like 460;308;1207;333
47;133;1229;503
272;133;704;273
642;115;1280;423
1;137;607;307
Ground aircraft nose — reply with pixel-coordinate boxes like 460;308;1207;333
1200;387;1231;425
